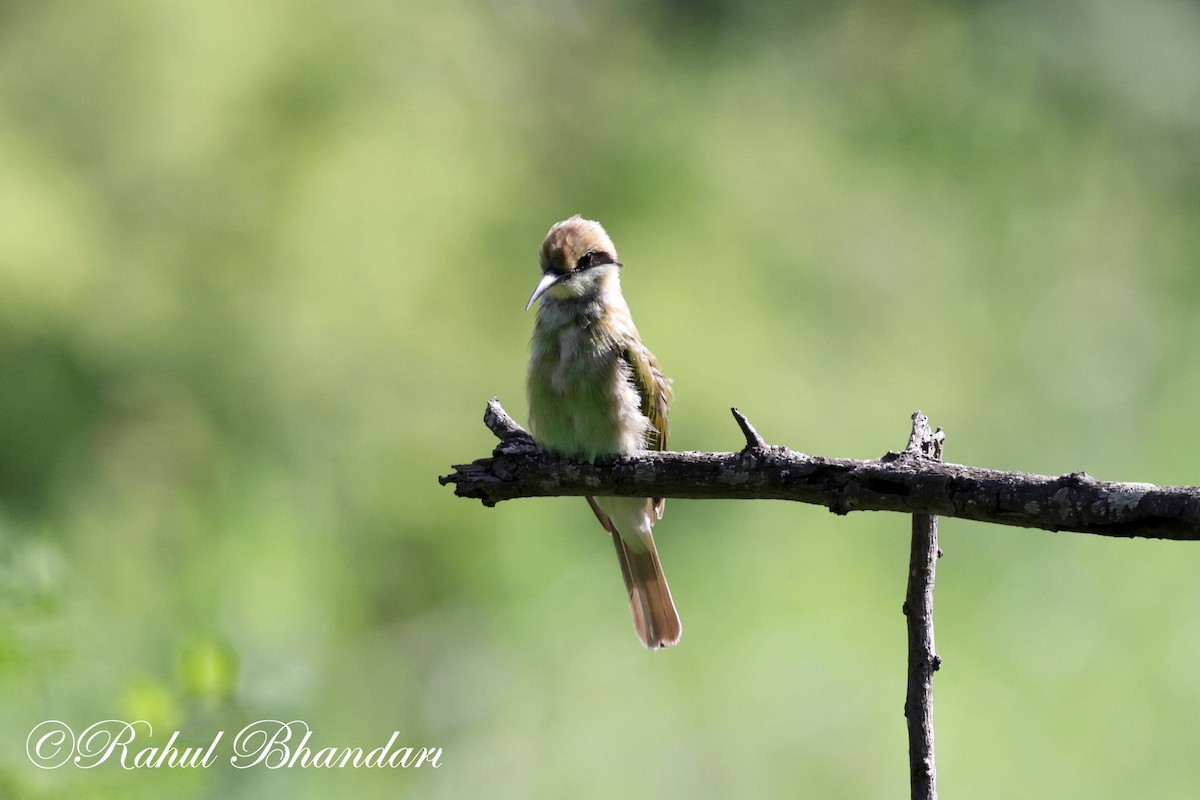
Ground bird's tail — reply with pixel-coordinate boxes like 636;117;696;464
589;496;682;649
611;531;681;649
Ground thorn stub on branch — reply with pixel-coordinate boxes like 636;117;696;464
483;397;529;441
731;407;770;452
905;411;946;461
483;397;538;455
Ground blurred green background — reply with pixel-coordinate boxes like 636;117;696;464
2;0;1200;797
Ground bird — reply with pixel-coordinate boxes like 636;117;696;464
525;215;681;649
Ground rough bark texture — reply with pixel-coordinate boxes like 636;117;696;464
439;399;1200;542
902;413;943;800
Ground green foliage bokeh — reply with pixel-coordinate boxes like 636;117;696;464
2;1;1200;797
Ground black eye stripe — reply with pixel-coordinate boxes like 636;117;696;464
575;250;613;270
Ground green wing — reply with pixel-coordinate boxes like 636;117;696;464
622;342;672;518
622;342;671;451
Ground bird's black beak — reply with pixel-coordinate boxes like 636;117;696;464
525;271;562;311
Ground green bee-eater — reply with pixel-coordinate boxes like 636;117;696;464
526;216;681;649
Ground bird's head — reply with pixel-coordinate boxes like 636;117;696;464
526;216;622;310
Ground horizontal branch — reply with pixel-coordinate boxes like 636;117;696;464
439;400;1200;542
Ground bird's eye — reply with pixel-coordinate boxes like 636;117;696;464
575;251;610;270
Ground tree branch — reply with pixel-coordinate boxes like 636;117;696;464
902;412;943;800
439;399;1200;541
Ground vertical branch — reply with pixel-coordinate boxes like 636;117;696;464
903;412;944;800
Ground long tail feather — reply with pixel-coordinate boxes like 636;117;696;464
611;531;681;649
